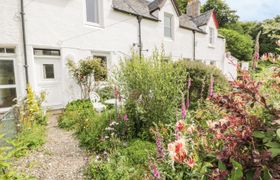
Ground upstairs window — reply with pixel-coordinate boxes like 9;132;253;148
164;13;173;39
0;47;16;54
86;0;100;24
209;27;215;45
34;49;60;56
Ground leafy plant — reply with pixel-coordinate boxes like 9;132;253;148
219;28;253;61
67;57;107;99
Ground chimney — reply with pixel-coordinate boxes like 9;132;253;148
187;0;201;17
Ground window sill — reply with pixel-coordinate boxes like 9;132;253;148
84;22;104;29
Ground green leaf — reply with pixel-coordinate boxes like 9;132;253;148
253;131;266;139
277;129;280;139
262;166;272;180
265;142;280;148
230;159;243;180
218;160;227;171
269;148;280;158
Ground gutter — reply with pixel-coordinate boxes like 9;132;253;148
20;0;29;84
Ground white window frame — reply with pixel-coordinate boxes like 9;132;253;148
209;27;215;46
0;56;18;112
164;13;174;39
83;0;104;27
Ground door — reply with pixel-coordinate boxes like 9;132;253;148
35;57;63;108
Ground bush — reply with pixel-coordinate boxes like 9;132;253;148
118;52;187;139
87;139;155;179
175;60;229;106
219;28;253;61
119;139;156;165
58;100;93;130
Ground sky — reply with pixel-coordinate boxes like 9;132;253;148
200;0;280;22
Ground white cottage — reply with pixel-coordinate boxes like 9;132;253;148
0;0;232;111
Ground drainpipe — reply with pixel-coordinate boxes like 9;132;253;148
20;0;29;85
137;15;143;61
192;30;196;61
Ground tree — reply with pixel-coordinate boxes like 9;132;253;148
176;0;188;14
219;28;253;61
67;57;107;99
201;0;239;27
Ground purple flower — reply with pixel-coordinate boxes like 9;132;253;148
123;114;128;122
209;75;215;97
156;133;164;160
152;164;161;179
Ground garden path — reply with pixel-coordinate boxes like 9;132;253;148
14;112;87;180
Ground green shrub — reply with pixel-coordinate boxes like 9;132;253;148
119;139;156;165
118;52;187;139
58;100;93;130
75;110;114;152
175;60;229;105
219;28;253;61
87;139;155;179
10;124;46;158
97;86;114;102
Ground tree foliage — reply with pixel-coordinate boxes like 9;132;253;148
219;28;253;61
201;0;239;27
67;57;107;99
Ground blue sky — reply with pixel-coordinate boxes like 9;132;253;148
200;0;280;22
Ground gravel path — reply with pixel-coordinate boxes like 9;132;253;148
14;113;87;180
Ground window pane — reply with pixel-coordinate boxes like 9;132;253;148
6;48;15;54
43;64;55;79
93;55;107;79
86;0;99;23
0;60;15;85
164;14;172;38
0;88;16;108
164;27;171;38
0;48;5;53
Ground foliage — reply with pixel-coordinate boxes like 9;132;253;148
96;86;114;102
16;84;46;127
118;51;188;139
219;28;253;61
0;85;46;179
201;0;239;27
58;100;93;130
67;57;107;99
86;139;155;179
175;60;229;106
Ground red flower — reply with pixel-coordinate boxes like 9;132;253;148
186;157;195;168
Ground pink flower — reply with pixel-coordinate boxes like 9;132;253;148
152;164;161;179
176;120;186;132
186;94;190;110
168;138;187;163
123;114;128;121
156;133;164;160
187;157;196;168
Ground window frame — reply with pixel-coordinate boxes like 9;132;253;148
43;64;55;80
83;0;104;27
164;13;174;39
0;58;18;110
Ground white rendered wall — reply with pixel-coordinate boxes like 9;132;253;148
0;0;227;108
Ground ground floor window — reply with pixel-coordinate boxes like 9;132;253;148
93;53;109;79
0;59;17;108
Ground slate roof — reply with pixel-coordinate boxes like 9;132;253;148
112;0;214;34
191;10;213;27
112;0;159;21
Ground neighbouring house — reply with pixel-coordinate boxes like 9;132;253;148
0;0;234;111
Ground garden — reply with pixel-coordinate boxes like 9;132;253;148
57;50;280;179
